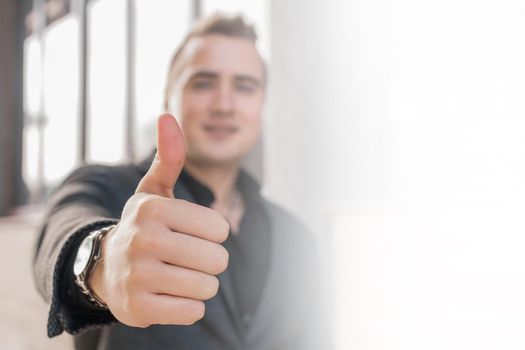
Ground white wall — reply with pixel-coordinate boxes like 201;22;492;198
267;1;525;349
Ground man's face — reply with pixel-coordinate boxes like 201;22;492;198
168;34;265;166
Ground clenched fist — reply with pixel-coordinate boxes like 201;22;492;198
88;114;230;328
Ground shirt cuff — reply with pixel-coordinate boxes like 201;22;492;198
47;219;119;337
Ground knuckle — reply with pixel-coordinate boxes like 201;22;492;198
124;292;143;316
214;245;229;274
183;301;205;325
118;313;150;328
133;321;151;329
124;308;151;328
205;275;220;299
133;318;152;329
135;195;159;220
120;291;154;328
204;209;230;242
215;214;230;242
128;261;149;285
195;274;219;300
207;244;229;275
178;300;206;326
130;231;158;253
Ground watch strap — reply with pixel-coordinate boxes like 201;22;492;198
74;224;116;309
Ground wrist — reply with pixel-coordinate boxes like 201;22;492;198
86;237;108;305
74;224;116;309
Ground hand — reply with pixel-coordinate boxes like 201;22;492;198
88;113;230;327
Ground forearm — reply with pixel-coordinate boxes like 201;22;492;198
32;166;126;337
34;205;119;336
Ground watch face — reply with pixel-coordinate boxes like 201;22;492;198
74;234;95;276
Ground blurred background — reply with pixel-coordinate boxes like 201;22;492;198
2;0;525;349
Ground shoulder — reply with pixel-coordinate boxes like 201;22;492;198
62;162;142;186
55;161;145;200
48;162;144;211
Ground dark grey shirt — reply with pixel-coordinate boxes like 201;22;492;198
33;152;330;350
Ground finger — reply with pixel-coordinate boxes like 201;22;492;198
142;229;229;276
154;197;230;243
141;294;205;326
146;263;219;301
136;113;186;198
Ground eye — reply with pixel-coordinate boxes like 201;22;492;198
191;79;214;90
235;82;256;94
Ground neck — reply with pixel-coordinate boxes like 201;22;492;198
184;159;241;207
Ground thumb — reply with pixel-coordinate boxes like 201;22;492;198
135;113;186;198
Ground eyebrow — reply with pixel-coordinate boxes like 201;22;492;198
188;70;262;87
188;71;218;81
234;75;262;87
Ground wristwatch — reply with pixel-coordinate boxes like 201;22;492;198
73;224;116;309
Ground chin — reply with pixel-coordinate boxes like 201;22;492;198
209;150;245;163
189;149;245;166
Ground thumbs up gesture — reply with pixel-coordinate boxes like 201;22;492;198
88;114;230;327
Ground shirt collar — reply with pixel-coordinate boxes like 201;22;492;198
137;150;262;207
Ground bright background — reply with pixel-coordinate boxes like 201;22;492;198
3;0;525;349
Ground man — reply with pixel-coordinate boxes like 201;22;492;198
34;14;329;350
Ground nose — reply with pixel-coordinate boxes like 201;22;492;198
211;81;234;117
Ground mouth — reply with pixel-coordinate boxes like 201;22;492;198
202;125;238;139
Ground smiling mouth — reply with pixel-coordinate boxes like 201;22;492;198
202;125;238;139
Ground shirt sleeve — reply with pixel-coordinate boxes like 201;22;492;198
32;165;130;337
